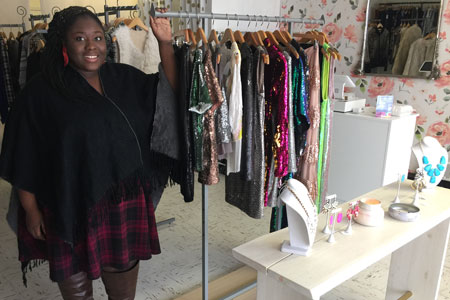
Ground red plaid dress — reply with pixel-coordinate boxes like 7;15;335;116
17;180;161;283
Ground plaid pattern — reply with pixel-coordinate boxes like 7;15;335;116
0;37;16;106
18;181;161;283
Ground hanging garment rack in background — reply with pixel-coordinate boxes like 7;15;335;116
104;5;139;25
1;6;27;33
0;23;26;34
29;14;50;28
153;8;324;300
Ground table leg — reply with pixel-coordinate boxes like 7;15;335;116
256;271;319;300
385;218;450;300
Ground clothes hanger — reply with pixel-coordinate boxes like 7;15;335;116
221;28;235;44
294;32;328;60
265;31;279;47
220;14;236;45
281;30;293;42
9;31;15;40
257;30;267;41
424;32;436;40
194;27;208;49
273;29;299;59
36;39;45;52
114;17;126;27
173;28;190;43
293;32;325;45
124;18;149;32
208;29;219;44
234;30;245;44
253;31;264;46
244;31;258;47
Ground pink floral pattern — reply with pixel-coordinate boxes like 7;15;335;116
444;4;450;25
304;17;321;29
399;78;415;88
356;6;366;22
426;122;450;146
281;0;450;148
367;77;395;98
344;25;358;43
323;22;343;43
441;60;450;75
434;76;450;88
416;115;427;125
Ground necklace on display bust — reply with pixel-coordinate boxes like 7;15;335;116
419;141;446;184
285;185;318;235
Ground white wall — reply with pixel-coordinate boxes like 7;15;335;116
0;0;30;34
210;0;281;32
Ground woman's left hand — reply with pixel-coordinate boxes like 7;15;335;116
150;8;172;44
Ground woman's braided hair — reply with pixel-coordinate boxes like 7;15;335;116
41;6;104;97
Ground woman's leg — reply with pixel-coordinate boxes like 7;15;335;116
101;260;139;300
57;271;94;300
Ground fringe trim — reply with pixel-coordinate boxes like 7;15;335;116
21;259;47;287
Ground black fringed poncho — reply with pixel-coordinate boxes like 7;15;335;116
0;62;181;245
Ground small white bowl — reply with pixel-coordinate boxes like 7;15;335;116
389;203;420;222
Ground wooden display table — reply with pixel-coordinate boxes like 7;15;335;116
232;181;450;300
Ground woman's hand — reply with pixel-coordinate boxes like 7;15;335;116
25;208;46;240
149;8;172;43
18;188;46;240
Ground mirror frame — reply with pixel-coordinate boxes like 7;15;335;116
356;0;446;80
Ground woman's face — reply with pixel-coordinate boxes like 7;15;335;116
64;15;106;78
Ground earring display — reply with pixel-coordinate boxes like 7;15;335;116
393;173;406;204
411;168;426;206
327;208;342;243
343;201;359;235
322;194;338;234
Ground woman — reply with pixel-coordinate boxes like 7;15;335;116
0;6;179;300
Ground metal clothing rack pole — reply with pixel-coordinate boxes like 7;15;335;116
379;1;440;5
104;5;139;25
152;9;324;300
29;14;50;28
0;23;26;33
155;11;325;25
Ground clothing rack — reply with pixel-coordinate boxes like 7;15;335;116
104;5;139;25
378;1;440;5
153;8;324;300
29;14;50;28
2;6;28;33
0;23;26;33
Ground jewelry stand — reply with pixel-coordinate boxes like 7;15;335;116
412;136;448;189
279;179;318;256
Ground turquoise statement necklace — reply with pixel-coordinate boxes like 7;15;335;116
421;143;446;183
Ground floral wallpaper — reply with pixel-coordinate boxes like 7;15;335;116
280;0;450;163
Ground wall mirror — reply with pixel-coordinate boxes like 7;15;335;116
358;0;444;79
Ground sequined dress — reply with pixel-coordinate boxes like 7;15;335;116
297;44;320;202
198;49;224;185
225;46;266;219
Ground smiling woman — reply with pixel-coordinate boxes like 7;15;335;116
0;5;180;300
64;16;107;94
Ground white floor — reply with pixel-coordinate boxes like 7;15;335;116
1;175;450;299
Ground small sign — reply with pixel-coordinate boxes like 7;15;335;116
376;95;394;118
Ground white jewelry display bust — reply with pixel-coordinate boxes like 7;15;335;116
279;179;318;256
412;136;448;188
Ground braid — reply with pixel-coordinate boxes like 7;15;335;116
40;6;103;98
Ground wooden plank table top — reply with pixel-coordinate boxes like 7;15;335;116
232;181;450;299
